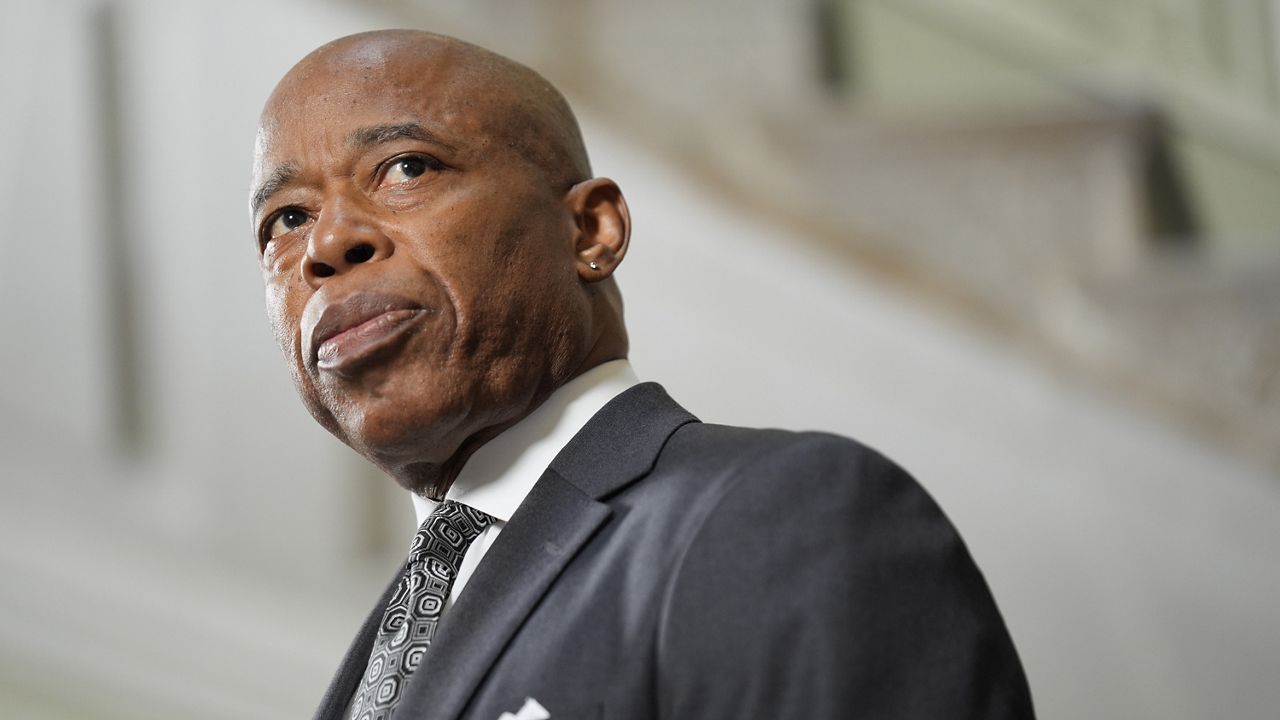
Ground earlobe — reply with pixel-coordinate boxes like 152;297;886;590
567;177;630;281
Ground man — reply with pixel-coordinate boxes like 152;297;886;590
251;29;1034;720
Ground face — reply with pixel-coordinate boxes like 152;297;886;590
251;42;594;492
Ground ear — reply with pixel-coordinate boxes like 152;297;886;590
565;177;630;282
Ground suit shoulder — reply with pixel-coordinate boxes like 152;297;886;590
667;421;879;459
659;422;926;515
654;424;1036;717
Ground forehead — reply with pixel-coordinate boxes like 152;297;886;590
255;46;499;174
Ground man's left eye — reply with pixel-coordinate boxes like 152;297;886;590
381;155;442;186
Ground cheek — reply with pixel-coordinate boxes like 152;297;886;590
264;281;298;361
263;278;312;398
264;279;346;437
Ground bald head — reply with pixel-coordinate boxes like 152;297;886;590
251;31;630;497
261;30;591;194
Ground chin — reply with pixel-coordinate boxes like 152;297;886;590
329;384;475;471
303;352;541;489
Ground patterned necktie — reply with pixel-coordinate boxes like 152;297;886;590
349;500;494;720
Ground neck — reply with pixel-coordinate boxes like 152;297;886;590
409;358;638;522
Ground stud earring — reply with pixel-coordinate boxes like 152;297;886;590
589;261;600;271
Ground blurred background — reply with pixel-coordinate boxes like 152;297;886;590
2;0;1279;717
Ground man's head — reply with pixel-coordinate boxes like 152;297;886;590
251;30;630;498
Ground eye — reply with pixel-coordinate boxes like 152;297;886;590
266;208;309;241
378;154;445;188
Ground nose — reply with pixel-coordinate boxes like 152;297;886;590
302;195;392;286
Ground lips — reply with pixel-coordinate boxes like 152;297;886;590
305;292;428;375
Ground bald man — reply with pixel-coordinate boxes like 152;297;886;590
250;30;1034;720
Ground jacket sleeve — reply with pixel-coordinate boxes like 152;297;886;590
655;434;1035;719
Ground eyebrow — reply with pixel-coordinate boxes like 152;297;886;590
348;122;457;153
250;161;299;215
250;123;456;215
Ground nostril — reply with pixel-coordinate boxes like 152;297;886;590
312;262;336;278
345;243;375;264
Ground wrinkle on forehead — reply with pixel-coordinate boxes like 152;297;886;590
257;30;592;188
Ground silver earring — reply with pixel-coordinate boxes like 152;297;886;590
589;261;600;271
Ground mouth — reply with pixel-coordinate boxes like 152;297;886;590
306;292;428;377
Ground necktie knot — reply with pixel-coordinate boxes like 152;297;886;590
408;499;494;559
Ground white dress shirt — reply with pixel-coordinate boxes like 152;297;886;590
409;359;639;610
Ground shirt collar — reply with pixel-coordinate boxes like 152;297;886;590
412;359;639;526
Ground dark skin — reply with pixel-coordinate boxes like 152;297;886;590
251;31;630;499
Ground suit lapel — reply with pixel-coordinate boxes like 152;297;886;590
396;470;609;719
388;383;696;719
311;566;404;720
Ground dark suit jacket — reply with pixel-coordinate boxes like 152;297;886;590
315;383;1034;719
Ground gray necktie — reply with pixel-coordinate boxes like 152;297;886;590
349;500;494;720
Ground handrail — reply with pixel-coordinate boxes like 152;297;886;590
875;0;1280;167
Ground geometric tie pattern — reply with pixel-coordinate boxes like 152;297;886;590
349;500;494;720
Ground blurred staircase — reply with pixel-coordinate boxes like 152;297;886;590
374;0;1280;470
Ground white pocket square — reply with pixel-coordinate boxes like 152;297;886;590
498;696;550;720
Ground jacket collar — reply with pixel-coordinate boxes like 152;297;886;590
549;381;699;500
412;359;642;525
